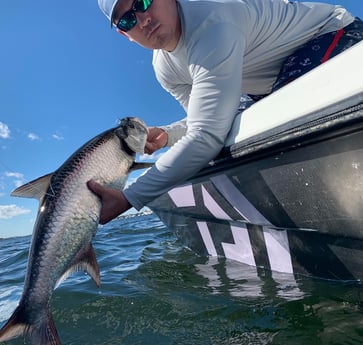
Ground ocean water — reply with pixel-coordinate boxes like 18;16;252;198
0;212;362;345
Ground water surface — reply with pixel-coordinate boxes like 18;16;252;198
0;213;362;344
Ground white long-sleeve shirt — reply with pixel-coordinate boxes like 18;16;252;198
124;0;354;210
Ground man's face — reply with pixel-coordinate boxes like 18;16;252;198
113;0;181;51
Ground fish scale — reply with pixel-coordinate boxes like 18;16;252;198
0;117;152;345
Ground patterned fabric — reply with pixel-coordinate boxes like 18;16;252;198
272;17;363;91
240;18;363;110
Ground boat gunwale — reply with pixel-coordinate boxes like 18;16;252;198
198;98;363;178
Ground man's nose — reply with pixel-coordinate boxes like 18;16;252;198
136;11;151;28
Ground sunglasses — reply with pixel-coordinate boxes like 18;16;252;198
115;0;153;32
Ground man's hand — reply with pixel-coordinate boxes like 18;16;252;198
144;127;168;155
87;180;132;225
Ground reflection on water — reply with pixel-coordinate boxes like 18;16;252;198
195;257;305;300
1;213;362;344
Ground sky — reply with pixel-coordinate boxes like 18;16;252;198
0;0;362;238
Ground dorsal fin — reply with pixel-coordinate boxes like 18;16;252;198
11;173;53;201
55;243;101;288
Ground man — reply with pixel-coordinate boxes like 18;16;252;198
89;0;362;224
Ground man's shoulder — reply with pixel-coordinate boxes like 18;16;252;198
178;0;247;15
152;49;189;85
178;0;249;42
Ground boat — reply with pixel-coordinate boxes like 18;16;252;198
148;41;363;282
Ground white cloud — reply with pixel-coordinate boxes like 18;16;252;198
0;122;10;139
28;132;40;141
52;133;64;140
5;171;26;187
125;176;138;188
0;204;31;219
5;172;23;179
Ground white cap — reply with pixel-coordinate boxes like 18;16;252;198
98;0;120;26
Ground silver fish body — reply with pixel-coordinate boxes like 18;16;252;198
0;117;151;345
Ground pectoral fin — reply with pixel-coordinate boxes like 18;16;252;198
56;243;101;288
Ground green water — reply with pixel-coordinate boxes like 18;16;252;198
1;213;362;344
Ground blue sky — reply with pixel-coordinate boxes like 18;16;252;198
0;0;362;238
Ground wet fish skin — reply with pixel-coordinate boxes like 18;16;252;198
0;117;151;345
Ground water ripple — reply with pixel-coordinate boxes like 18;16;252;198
0;213;362;344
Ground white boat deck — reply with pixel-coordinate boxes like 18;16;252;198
226;41;363;146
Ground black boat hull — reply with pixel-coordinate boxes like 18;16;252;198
149;43;363;282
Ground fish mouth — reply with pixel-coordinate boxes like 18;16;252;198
119;116;145;128
116;117;148;154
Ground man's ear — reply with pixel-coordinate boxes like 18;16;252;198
116;29;135;42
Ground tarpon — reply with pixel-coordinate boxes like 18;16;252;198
0;117;152;345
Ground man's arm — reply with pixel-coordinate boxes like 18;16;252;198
90;24;246;220
124;24;246;210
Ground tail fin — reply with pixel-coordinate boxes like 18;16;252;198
0;305;61;345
